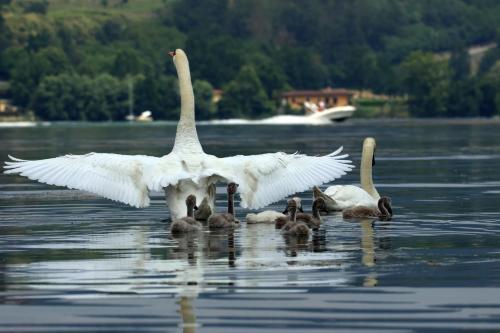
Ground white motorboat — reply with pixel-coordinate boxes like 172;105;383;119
304;102;356;122
126;110;153;122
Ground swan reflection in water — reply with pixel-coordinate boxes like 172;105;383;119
170;233;203;333
359;219;392;287
172;229;237;333
0;212;393;330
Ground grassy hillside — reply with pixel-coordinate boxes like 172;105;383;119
47;0;166;20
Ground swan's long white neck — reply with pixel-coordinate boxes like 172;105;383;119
360;139;380;200
172;54;203;154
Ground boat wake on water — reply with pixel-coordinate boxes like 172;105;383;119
199;115;332;126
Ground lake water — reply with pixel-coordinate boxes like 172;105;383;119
1;119;500;332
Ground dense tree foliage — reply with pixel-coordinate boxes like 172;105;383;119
193;79;216;120
400;52;451;117
218;65;274;119
134;73;179;120
0;0;499;120
33;73;128;121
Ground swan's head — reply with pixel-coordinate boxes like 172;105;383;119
185;194;198;210
227;182;239;195
282;196;303;214
378;196;392;220
312;186;337;211
313;197;327;212
292;196;303;211
287;198;297;214
363;137;376;166
169;49;188;66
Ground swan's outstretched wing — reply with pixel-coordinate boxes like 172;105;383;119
211;147;354;209
4;153;161;208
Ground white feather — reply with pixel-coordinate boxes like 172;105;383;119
3;49;355;217
324;185;377;210
4;153;160;208
208;147;354;209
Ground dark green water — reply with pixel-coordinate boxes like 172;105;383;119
1;119;500;332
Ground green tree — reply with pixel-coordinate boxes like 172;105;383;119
0;4;9;55
449;48;470;80
185;33;243;88
400;52;451;117
111;48;141;78
218;65;274;119
250;53;289;99
10;47;71;107
33;73;128;121
478;64;500;117
21;0;49;14
134;73;179;120
0;15;9;78
446;79;481;117
478;46;500;75
193;79;215;120
32;74;76;120
96;19;125;44
278;46;329;89
85;74;128;121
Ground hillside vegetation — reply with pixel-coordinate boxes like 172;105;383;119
0;0;499;120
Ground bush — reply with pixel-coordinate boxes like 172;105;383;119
218;65;274;119
21;0;49;15
33;73;128;121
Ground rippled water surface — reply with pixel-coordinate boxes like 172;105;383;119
1;119;500;332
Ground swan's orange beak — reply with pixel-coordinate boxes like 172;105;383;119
168;51;176;57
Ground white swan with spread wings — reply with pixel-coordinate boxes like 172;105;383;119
4;49;354;219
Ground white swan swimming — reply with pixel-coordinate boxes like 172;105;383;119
4;49;354;219
313;137;380;211
245;196;302;224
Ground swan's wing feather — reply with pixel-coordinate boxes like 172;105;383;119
4;153;160;208
212;147;354;209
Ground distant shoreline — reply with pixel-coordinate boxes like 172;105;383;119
1;117;499;128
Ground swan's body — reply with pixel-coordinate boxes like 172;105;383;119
246;197;301;224
314;137;380;212
316;185;377;211
295;197;326;229
247;211;286;224
4;49;353;220
342;197;393;221
207;183;239;229
194;196;213;220
281;199;310;236
170;195;202;235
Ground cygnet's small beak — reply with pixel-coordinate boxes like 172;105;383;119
194;205;199;210
168;51;176;57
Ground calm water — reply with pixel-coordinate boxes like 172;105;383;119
1;119;500;332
